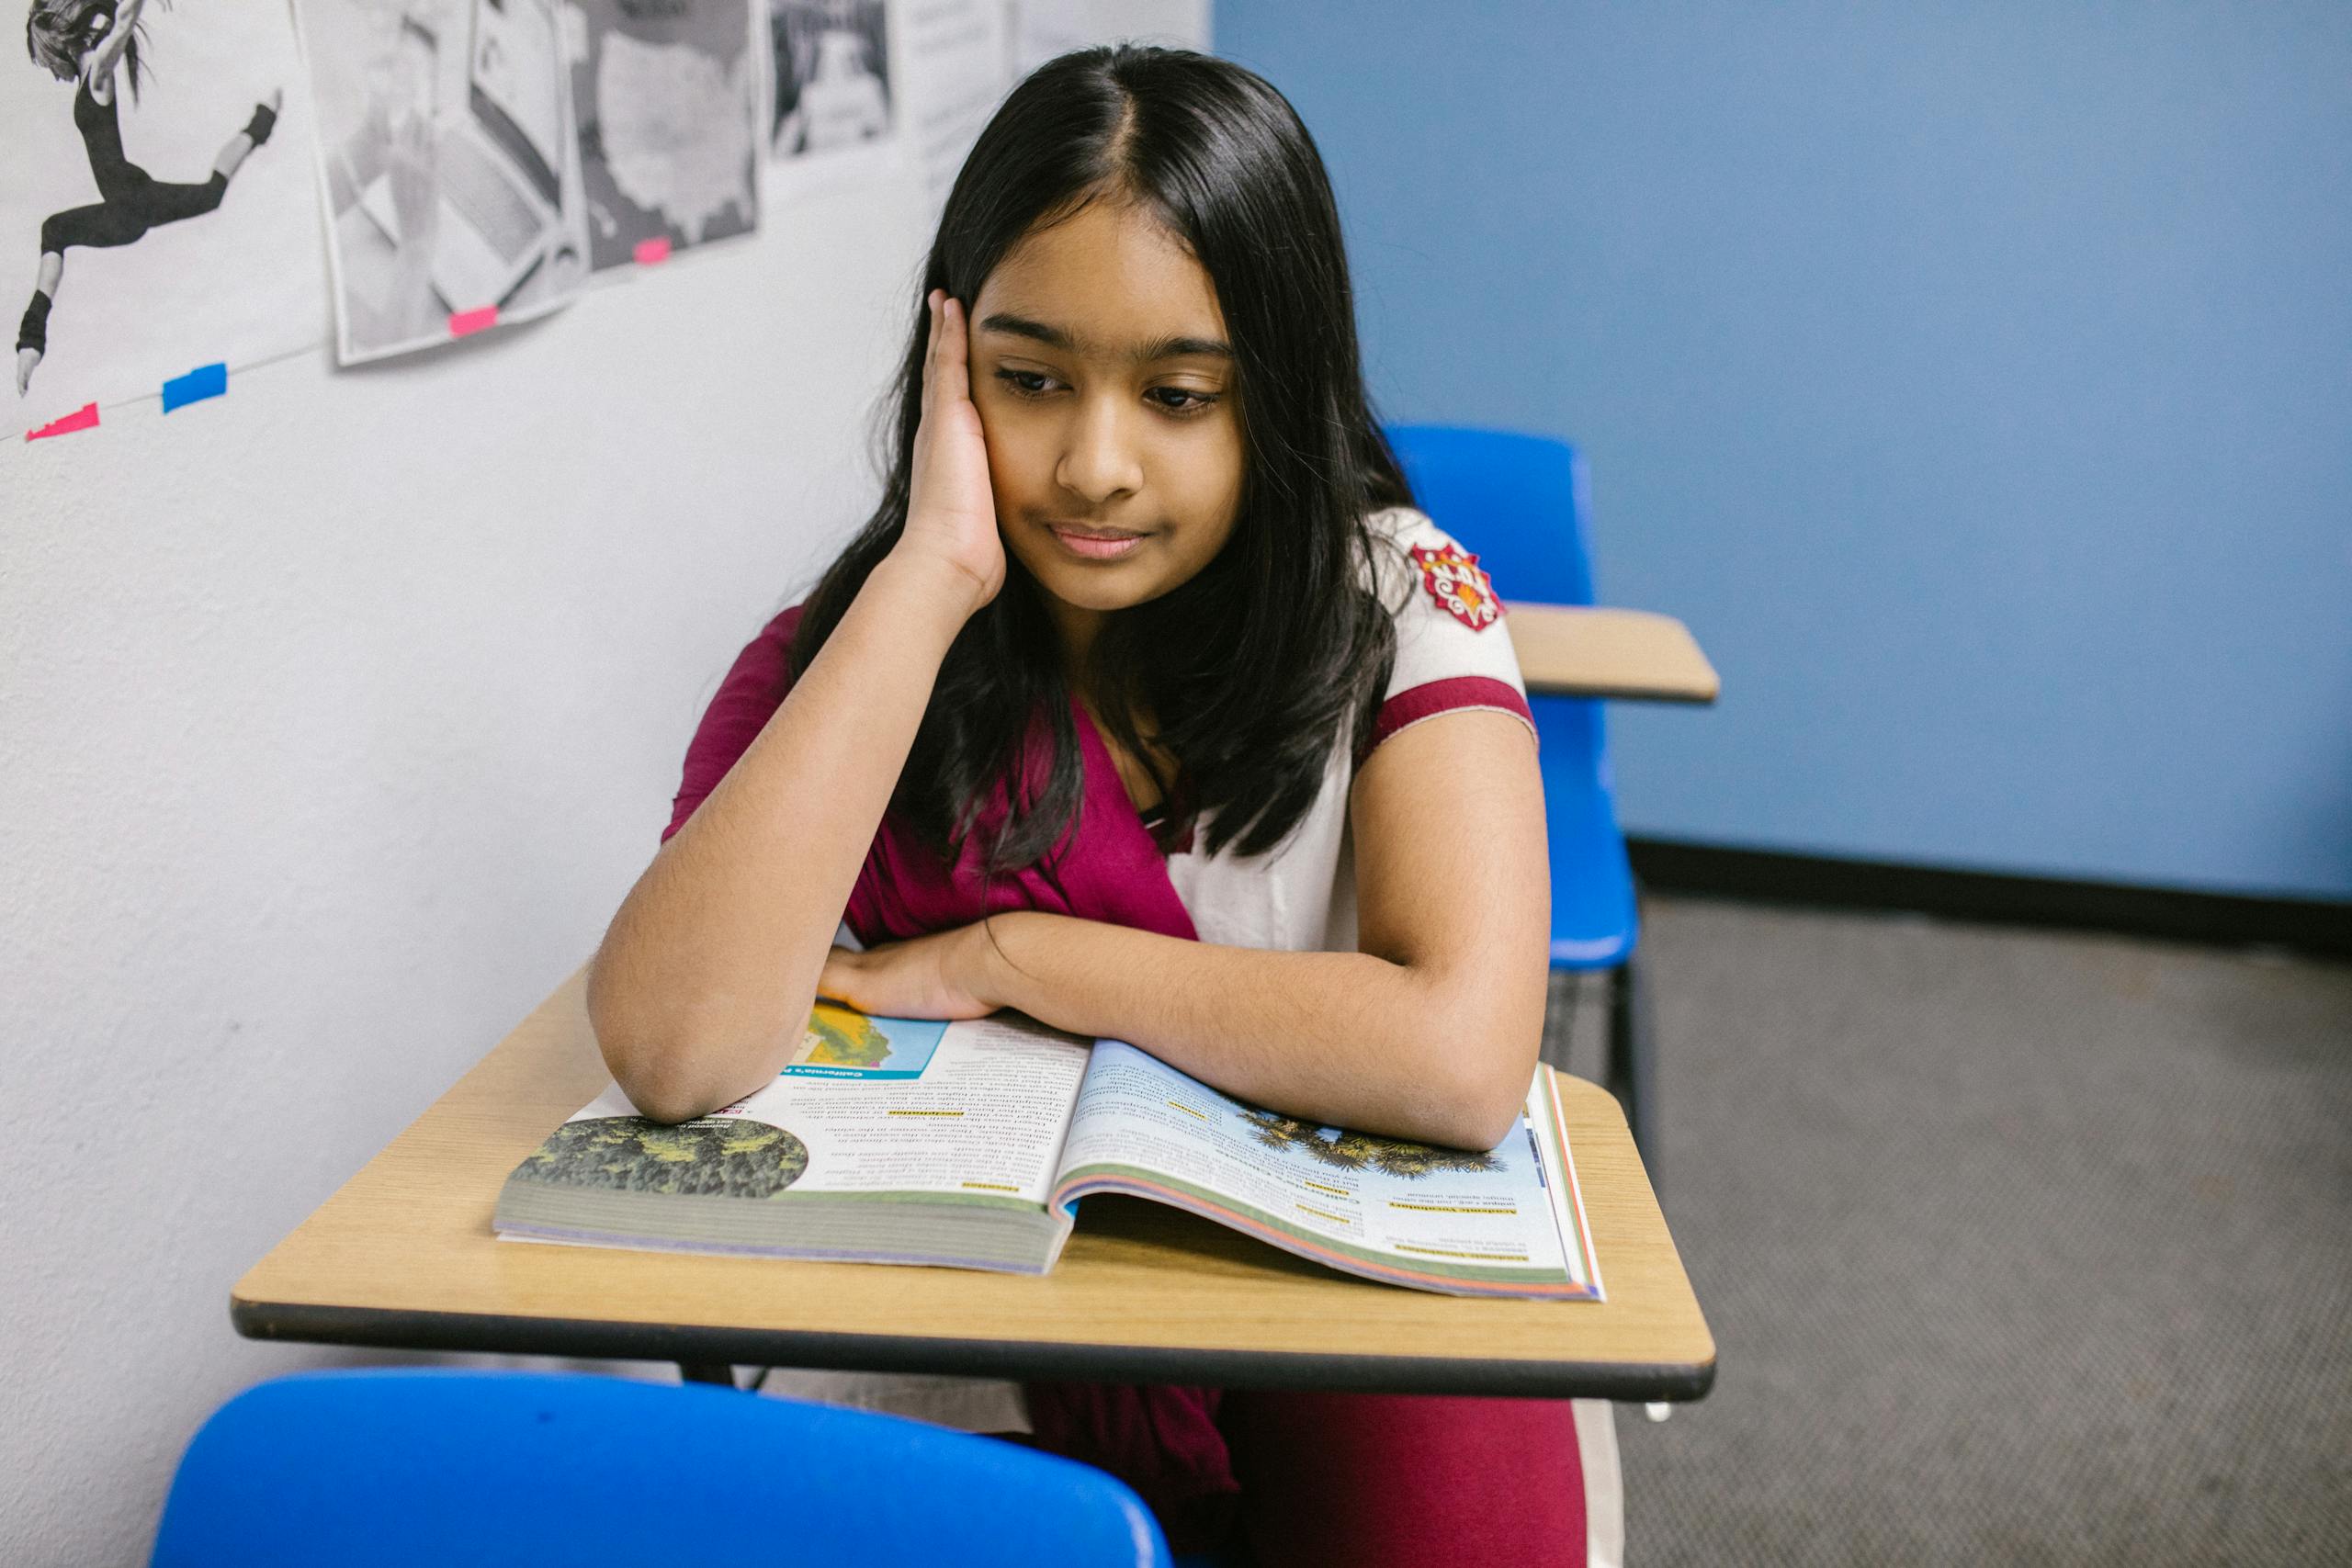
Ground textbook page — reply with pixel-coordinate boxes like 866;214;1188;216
541;1010;1090;1209
1051;1041;1600;1299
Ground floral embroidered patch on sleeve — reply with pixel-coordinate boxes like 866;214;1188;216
1410;542;1502;630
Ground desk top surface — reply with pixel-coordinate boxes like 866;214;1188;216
234;972;1714;1400
1509;604;1719;704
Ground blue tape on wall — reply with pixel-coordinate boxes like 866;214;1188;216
162;363;228;412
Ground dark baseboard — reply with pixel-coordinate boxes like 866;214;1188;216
1625;838;2352;960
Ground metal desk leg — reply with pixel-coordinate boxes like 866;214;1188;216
1605;952;1660;1196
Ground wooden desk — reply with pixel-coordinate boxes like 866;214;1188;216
234;972;1714;1402
1510;604;1719;704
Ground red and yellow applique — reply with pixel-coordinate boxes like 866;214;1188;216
1410;542;1501;631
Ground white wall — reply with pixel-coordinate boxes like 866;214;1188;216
12;7;1212;1556
1;169;931;1561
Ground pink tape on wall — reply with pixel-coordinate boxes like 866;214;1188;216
634;236;672;265
447;306;500;338
26;402;99;442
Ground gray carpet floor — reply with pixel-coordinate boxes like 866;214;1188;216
1548;898;2352;1565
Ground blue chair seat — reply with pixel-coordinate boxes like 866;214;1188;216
151;1371;1169;1567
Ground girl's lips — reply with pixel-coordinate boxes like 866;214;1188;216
1046;525;1148;560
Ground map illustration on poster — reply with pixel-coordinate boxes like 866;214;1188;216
569;0;761;274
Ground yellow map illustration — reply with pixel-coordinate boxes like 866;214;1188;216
797;1004;894;1069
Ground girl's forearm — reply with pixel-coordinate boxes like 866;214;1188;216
589;553;981;1120
973;912;1543;1150
91;0;146;78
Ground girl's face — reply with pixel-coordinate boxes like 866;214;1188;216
968;197;1245;639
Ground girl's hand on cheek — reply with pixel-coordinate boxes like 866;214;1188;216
894;291;1005;614
817;922;1000;1021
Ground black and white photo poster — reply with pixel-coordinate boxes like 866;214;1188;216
761;0;899;206
766;0;891;164
5;0;322;434
569;0;761;273
295;0;593;363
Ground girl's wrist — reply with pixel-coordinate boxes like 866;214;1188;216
879;532;995;623
864;547;989;641
965;912;1038;1014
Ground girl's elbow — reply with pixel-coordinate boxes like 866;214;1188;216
1423;1020;1540;1152
1442;1075;1529;1154
594;1031;708;1125
608;1054;721;1126
1385;1079;1519;1154
1382;972;1538;1149
588;987;729;1123
602;1036;756;1125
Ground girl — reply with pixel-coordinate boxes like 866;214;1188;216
17;0;280;395
589;45;1600;1566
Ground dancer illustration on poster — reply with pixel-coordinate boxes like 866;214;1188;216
16;0;279;396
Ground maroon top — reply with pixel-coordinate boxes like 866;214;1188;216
662;606;1199;945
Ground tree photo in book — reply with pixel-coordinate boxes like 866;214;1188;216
520;1116;810;1199
1238;1111;1502;1179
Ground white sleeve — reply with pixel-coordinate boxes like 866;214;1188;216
1363;507;1536;757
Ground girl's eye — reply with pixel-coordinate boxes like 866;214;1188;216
993;368;1057;397
989;370;1217;414
1147;386;1219;416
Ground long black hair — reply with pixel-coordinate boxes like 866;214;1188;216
26;0;153;99
794;45;1409;870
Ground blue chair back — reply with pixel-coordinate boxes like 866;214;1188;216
1386;424;1637;969
151;1371;1169;1568
1386;425;1599;607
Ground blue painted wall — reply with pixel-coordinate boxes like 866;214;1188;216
1218;3;2352;899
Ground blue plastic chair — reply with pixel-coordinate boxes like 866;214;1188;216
150;1371;1170;1567
1387;424;1661;1181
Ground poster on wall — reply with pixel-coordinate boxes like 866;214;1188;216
294;0;593;363
4;0;325;436
761;0;898;203
768;0;893;163
569;0;761;274
897;0;1005;211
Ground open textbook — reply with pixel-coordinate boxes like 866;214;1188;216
494;1007;1603;1301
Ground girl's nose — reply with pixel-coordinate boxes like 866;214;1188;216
1054;395;1145;505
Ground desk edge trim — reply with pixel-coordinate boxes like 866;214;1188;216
1526;680;1717;705
231;1298;1717;1403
